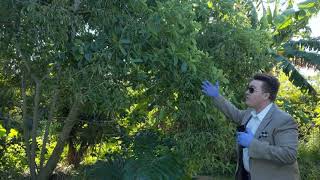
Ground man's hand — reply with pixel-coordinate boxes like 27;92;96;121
237;128;254;148
201;80;219;98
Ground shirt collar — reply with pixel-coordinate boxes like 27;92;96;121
251;103;273;121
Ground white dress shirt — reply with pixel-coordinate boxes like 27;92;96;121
243;103;273;172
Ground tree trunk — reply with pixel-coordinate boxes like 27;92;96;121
21;75;34;179
37;98;81;180
30;78;41;178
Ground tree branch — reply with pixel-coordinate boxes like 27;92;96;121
39;70;61;170
30;77;41;176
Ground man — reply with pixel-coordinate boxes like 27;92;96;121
201;73;299;180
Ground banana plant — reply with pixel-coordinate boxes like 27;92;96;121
283;38;320;70
250;0;320;94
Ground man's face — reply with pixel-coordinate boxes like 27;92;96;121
245;80;269;109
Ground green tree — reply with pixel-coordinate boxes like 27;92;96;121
0;0;222;178
0;0;130;178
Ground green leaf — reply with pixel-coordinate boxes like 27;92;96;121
0;124;6;137
207;1;213;9
273;0;280;17
181;62;188;72
119;44;127;56
84;53;92;61
159;108;165;120
147;14;161;34
266;3;273;24
278;18;294;30
120;39;131;44
132;58;143;63
173;57;178;66
297;9;308;20
274;8;296;30
260;14;269;29
298;0;317;9
248;1;258;28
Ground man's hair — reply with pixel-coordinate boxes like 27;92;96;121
253;73;280;102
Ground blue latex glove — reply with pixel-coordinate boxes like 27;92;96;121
237;128;254;148
201;80;219;98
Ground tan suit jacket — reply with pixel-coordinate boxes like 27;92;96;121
212;95;300;180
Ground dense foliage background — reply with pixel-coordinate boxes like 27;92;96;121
0;0;319;179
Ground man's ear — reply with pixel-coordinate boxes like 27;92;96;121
263;92;270;100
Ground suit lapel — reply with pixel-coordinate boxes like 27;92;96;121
255;104;277;138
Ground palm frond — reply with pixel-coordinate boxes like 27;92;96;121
83;154;125;180
286;38;320;52
266;0;273;24
82;129;187;180
273;0;280;17
298;0;320;10
284;49;320;69
259;1;270;29
273;53;317;95
283;39;320;69
123;154;187;180
83;153;187;180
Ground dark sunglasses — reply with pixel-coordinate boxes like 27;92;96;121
247;87;255;94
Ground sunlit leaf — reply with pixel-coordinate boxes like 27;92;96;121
0;124;6;137
274;8;296;30
8;129;18;138
207;1;213;9
298;0;317;9
278;18;294;30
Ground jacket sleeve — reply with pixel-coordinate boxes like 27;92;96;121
212;95;246;125
248;117;298;164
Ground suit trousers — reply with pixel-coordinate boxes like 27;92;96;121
242;170;251;180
